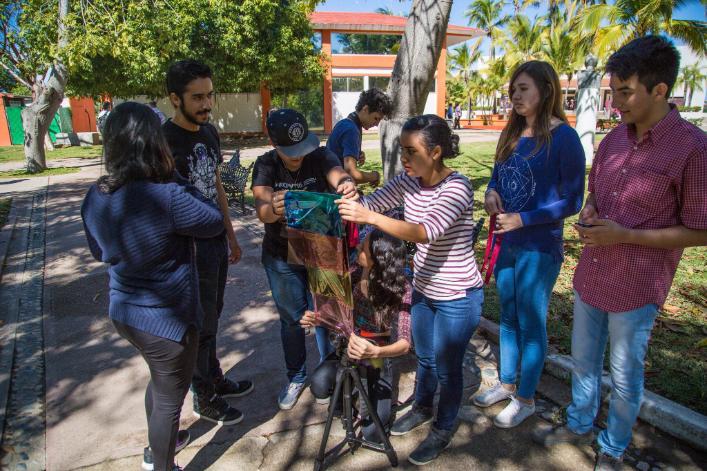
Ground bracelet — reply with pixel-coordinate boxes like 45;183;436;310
337;176;354;187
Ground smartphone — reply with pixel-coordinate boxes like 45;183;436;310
576;221;595;228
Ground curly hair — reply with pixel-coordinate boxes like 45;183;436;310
367;229;408;329
98;102;174;193
355;88;393;117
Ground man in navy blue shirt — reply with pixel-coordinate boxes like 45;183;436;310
163;59;253;428
326;88;392;186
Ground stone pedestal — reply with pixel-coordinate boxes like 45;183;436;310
575;55;602;165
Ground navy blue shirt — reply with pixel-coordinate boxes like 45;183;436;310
81;179;224;341
326;112;362;167
487;124;586;260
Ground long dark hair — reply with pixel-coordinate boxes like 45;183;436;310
98;102;174;192
367;229;407;329
495;60;566;163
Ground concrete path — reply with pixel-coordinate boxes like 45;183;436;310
0;157;705;470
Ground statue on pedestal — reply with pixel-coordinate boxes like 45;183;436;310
575;54;602;165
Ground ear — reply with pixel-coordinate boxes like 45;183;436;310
361;105;369;115
168;92;181;109
652;82;669;101
431;144;443;161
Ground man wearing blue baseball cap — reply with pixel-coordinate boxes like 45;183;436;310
251;108;358;410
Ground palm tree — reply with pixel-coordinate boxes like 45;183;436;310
578;0;707;57
503;14;545;70
448;38;483;119
677;64;706;107
465;0;509;61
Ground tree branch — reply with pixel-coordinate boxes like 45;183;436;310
0;60;31;88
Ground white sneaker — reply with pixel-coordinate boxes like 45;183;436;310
493;396;536;428
278;382;306;410
472;382;514;408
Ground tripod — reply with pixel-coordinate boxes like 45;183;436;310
313;339;398;470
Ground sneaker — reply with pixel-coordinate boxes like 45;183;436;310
141;430;190;470
493;396;536;428
193;394;244;425
278;382;306;410
215;377;254;398
532;423;595;447
594;451;623;471
407;427;452;466
472;382;514;408
390;404;433;436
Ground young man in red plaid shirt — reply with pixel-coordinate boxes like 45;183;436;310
533;36;707;470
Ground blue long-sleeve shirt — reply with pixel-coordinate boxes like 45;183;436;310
487;123;586;260
81;179;224;341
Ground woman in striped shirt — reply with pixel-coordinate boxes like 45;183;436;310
336;114;484;465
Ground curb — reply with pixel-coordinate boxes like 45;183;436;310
477;317;707;453
0;198;19;282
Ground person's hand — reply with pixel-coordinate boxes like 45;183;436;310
300;310;319;328
574;218;629;247
484;189;504;215
493;212;523;234
347;333;380;360
271;190;286;218
336;179;359;200
370;171;381;187
358;151;366;165
335;198;373;224
228;236;242;264
579;202;598;223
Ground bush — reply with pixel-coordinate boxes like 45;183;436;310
678;105;702;112
687;118;703;127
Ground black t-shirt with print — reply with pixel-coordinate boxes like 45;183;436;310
251;147;341;260
162;119;223;207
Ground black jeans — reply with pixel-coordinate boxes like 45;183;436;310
192;234;228;401
113;320;198;471
310;352;393;441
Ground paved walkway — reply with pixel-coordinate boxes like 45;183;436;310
0;161;705;470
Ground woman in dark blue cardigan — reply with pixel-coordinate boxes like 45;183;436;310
81;102;224;471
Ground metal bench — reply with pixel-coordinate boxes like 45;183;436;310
219;149;253;213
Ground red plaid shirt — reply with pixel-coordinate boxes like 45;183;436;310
573;107;707;312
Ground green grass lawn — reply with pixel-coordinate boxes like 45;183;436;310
0;198;11;229
0;167;80;178
355;141;706;414
0;146;102;164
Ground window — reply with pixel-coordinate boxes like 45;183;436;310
332;77;364;92
368;76;390;90
331;33;401;55
311;32;322;52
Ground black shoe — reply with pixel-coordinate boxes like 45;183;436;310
408;427;452;466
390;404;433;436
215;377;254;398
193;394;244;425
141;430;190;470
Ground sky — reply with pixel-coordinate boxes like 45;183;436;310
316;0;706;52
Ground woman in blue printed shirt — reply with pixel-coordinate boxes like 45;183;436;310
474;61;585;428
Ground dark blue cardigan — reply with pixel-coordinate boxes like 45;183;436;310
81;179;224;341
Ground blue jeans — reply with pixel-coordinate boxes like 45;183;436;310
262;251;333;383
566;291;658;458
495;245;561;399
412;287;484;431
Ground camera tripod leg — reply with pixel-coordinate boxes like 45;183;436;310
314;367;347;471
350;368;399;467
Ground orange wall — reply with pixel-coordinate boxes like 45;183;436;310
260;82;271;134
322;30;334;133
70;97;97;132
436;40;447;117
0;95;12;146
330;55;396;69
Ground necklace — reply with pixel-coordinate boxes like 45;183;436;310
281;158;303;187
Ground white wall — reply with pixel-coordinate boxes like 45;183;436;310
331;91;438;127
118;93;263;133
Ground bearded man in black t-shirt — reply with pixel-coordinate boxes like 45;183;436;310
251;108;357;410
162;60;253;433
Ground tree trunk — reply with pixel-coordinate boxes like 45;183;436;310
21;0;69;173
380;0;453;181
21;64;68;173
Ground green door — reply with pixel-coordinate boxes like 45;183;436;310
48;112;61;143
5;106;24;145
